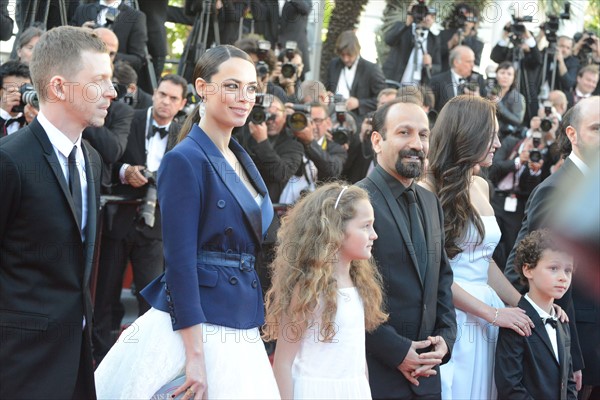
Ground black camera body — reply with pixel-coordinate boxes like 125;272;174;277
11;83;39;114
287;104;311;132
137;170;158;229
247;93;273;125
529;131;543;163
540;106;553;132
331;96;351;145
506;15;533;46
446;5;477;31
411;0;435;25
281;41;298;79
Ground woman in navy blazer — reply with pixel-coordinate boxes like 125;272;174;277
95;46;280;400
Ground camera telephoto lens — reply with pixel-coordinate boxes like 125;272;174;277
281;63;297;79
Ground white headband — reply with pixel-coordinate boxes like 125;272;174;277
334;186;349;210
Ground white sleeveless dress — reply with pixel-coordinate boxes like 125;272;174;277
291;287;372;399
440;216;504;400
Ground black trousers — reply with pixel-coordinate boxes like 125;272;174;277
72;329;96;400
92;229;164;363
491;191;526;271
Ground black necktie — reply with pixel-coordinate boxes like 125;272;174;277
544;317;558;329
68;145;83;231
404;188;428;280
147;125;168;139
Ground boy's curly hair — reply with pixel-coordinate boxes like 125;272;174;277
514;229;558;287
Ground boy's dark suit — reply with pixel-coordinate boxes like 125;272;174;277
0;120;102;399
495;296;577;400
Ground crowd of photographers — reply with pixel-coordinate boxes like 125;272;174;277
1;0;599;368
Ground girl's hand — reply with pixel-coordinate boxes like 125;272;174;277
493;307;534;336
553;303;569;323
172;353;208;400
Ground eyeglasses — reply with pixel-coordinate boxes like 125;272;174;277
312;118;326;125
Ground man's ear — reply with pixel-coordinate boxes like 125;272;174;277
565;125;577;147
371;130;383;155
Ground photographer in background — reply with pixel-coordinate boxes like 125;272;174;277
279;101;347;204
382;0;440;85
491;20;542;124
113;60;153;110
273;43;304;102
235;37;288;103
429;45;486;112
573;31;600;68
489;128;546;271
0;61;36;137
487;61;525;140
92;74;187;364
325;30;386;119
566;64;599;108
243;94;304;203
439;3;484;72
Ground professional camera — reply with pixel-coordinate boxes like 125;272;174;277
286;104;311;132
463;73;481;93
113;81;133;106
11;83;39;114
485;73;500;97
446;4;477;31
529;131;543;163
540;106;554;132
281;41;298;79
247;93;273;125
578;31;597;63
504;15;533;46
410;0;435;25
256;40;271;79
540;3;570;44
137;169;158;229
331;95;352;145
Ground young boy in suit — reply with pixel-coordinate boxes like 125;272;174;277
495;229;577;400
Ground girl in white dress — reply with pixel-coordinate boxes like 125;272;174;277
264;183;388;399
421;96;535;400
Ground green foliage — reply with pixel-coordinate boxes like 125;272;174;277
586;0;600;33
164;0;191;74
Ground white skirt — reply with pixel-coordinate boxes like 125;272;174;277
95;308;280;399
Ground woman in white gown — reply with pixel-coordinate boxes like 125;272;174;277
420;96;536;400
94;45;280;400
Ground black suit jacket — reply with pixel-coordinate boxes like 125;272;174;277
325;57;387;117
71;3;148;71
0;0;13;41
505;157;587;374
278;0;312;73
495;296;577;400
382;22;441;84
242;127;304;203
83;100;134;191
357;166;456;399
0;120;101;398
106;109;180;241
429;69;487;112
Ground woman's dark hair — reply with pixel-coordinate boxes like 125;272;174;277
178;45;254;143
427;95;497;259
496;61;517;91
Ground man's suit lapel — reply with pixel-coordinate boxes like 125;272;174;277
330;60;342;93
520;297;559;365
30;120;82;234
350;58;363;96
368;171;424;284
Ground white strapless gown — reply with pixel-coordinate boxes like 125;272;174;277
440;216;504;400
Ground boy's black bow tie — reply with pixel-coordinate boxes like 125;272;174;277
543;317;558;329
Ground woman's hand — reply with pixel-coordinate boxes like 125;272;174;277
172;353;208;400
553;303;569;323
493;307;535;336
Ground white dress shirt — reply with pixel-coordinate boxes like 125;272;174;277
336;58;359;100
524;294;559;361
97;0;121;26
37;111;88;241
401;24;430;84
0;108;24;135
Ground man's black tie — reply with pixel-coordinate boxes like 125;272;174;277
68;145;83;231
544;317;558;329
404;188;428;280
147;126;168;139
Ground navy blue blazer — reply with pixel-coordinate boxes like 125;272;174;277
142;125;274;330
